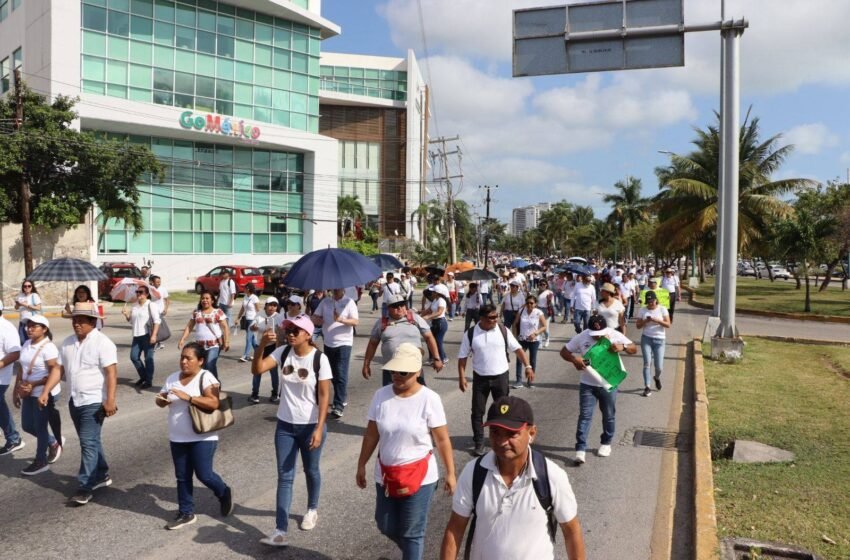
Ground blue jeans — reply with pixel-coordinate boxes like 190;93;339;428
573;309;590;333
516;340;539;384
252;344;280;397
371;293;379;311
206;346;221;379
21;396;56;463
275;420;326;531
429;318;448;362
170;440;228;515
575;383;617;451
382;302;389;318
0;384;20;445
242;327;257;359
374;482;437;560
641;335;666;387
18;322;29;345
218;304;232;326
69;400;109;491
130;334;155;384
324;344;351;411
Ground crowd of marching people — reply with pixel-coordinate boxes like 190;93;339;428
0;257;683;559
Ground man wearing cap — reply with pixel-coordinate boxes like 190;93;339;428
560;315;636;464
42;302;118;505
362;294;443;386
500;279;525;330
660;268;681;321
458;304;532;457
0;301;23;456
635;290;671;397
440;396;586;560
640;277;670;309
312;288;359;419
570;273;597;334
249;297;282;404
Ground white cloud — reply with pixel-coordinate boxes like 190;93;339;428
783;123;839;155
380;0;850;95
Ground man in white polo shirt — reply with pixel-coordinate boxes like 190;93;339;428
312;288;359;419
440;396;586;560
458;304;532;457
41;302;118;506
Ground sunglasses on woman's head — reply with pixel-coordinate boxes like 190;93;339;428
282;365;310;379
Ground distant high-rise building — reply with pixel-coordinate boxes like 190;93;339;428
511;203;551;235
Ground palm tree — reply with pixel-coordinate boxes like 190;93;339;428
653;113;816;254
772;207;832;312
571;206;595;228
337;194;365;238
411;199;446;248
537;202;574;252
603;176;648;235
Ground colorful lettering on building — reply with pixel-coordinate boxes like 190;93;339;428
179;111;261;140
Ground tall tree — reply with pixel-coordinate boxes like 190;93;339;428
771;207;832;312
337;194;365;238
537;201;574;253
603;176;648;235
653;113;815;255
0;84;162;274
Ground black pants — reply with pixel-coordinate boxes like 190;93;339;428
668;290;677;319
464;309;480;333
471;371;509;446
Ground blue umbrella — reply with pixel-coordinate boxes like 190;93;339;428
510;258;530;269
369;253;404;272
283;248;383;290
563;263;590;276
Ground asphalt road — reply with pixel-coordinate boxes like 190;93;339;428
0;297;701;559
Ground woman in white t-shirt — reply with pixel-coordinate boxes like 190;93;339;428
177;291;230;379
512;295;547;389
13;315;61;475
461;282;482;333
251;314;332;547
236;283;261;362
156;342;233;530
536;280;555;348
123;285;161;389
14;280;42;344
597;283;626;335
355;343;456;560
635;291;671;397
419;288;448;363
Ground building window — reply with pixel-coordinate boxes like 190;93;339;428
0;57;8;93
93;133;304;255
80;0;323;132
0;0;8;22
320;65;407;101
338;140;380;215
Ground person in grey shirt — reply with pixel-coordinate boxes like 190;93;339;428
362;294;443;386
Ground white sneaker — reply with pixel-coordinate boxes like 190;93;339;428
597;444;612;457
260;529;288;547
574;450;586;465
301;509;318;530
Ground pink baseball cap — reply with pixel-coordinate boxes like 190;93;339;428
281;314;315;336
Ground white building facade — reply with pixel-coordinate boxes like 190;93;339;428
0;0;346;290
511;202;551;236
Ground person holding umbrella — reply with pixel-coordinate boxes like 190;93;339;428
311;289;359;419
62;285;103;330
123;286;161;389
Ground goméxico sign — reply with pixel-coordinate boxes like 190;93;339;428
178;111;261;140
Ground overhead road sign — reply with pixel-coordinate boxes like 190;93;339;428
513;0;686;77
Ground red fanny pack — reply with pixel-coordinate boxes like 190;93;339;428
380;451;432;498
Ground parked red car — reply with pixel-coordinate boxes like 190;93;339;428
98;262;144;298
195;265;264;296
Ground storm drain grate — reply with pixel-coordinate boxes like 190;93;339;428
625;427;691;451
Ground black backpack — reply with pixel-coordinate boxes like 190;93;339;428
466;322;510;363
463;447;557;560
277;346;324;402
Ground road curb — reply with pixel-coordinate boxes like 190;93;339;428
692;339;720;560
684;287;850;324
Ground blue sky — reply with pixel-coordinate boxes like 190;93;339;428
321;0;850;223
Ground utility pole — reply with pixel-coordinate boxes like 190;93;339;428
14;68;33;276
478;184;498;270
429;135;463;264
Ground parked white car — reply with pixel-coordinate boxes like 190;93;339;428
770;266;791;280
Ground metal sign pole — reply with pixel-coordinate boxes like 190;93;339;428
717;25;741;339
714;22;726;318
